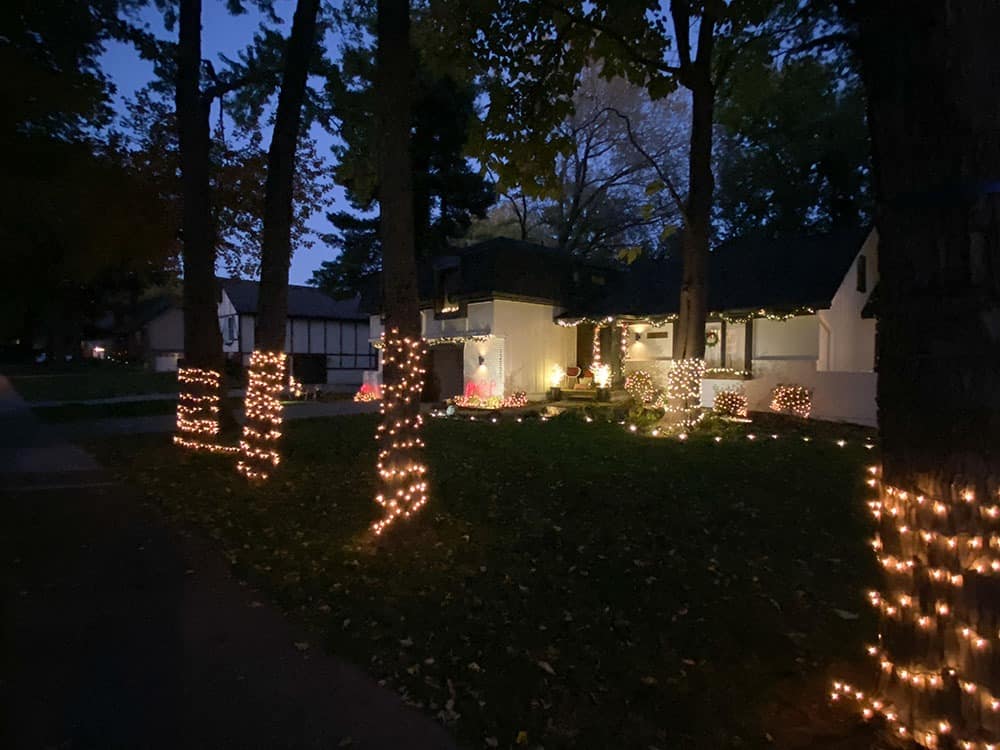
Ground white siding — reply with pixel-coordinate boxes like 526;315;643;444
309;320;325;353
240;315;255;353
491;300;576;397
291;319;309;354
816;229;878;372
146;307;184;353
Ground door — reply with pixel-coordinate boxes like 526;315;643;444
425;344;464;401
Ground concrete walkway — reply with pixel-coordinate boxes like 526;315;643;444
0;375;455;749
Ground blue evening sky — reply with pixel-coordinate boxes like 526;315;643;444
100;1;346;285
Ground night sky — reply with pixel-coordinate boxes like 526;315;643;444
100;0;347;285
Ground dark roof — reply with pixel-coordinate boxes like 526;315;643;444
360;237;618;312
220;278;366;320
572;227;869;318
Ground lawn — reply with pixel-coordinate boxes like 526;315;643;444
91;412;879;749
31;398;179;423
7;362;180;402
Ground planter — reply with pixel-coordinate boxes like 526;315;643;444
547;387;562;401
596;387;611;402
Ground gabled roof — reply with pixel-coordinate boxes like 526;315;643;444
571;227;870;318
219;278;366;320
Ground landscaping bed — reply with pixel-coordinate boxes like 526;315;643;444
90;412;879;749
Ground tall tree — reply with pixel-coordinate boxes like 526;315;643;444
237;0;322;481
370;0;427;536
830;1;1000;746
715;55;870;240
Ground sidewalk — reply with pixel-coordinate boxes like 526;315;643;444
0;376;455;749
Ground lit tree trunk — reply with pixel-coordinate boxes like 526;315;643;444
238;0;320;481
833;3;1000;745
372;0;427;535
174;0;226;452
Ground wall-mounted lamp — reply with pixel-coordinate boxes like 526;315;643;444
478;355;486;367
634;332;642;341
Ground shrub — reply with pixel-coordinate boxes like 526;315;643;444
713;387;748;418
769;384;812;419
625;370;660;405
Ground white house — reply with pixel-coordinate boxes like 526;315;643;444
366;230;879;425
218;278;374;389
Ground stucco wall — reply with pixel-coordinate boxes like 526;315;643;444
146;307;184;353
492;299;576;397
753;316;819;360
817;229;878;372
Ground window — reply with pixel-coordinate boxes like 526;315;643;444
856;254;867;293
325;322;378;370
224;316;236;344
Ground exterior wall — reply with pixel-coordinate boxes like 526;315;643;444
816;229;878;372
143;307;184;372
752;316;819;360
491;300;576;398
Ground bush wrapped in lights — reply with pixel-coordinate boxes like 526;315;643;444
450;391;528;410
713;387;748;418
831;471;1000;749
353;383;381;402
372;329;428;536
236;350;287;481
625;369;660;406
173;366;238;454
769;384;811;419
593;363;612;389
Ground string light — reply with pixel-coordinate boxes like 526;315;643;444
662;358;705;429
833;469;1000;748
236;351;287;481
593;364;611;389
372;329;428;536
354;383;381;402
619;321;629;375
712;387;748;418
769;384;812;419
451;391;528;409
557;307;816;328
173;366;238;453
592;325;603;369
624;369;660;406
549;364;566;389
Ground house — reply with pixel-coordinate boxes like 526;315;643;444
84;292;185;372
366;229;879;425
218;277;374;389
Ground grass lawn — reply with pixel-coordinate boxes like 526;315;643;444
32;398;179;423
91;412;879;749
7;362;180;402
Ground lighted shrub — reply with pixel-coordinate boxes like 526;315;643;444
625;370;660;405
713;387;748;418
769;384;811;419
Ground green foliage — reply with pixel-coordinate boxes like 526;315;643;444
715;53;871;239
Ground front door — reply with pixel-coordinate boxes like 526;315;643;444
425;344;464;401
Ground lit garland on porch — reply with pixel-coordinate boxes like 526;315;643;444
619;321;630;375
370;333;492;349
173;367;238;454
557;306;816;328
592;325;603;368
236;351;287;481
769;384;812;419
372;329;428;536
832;471;1000;749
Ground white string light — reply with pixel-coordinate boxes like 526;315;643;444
173;366;239;454
769;384;812;419
237;351;287;481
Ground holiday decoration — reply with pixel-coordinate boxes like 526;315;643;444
713;387;748;418
619;322;629;374
705;330;719;347
549;365;566;389
663;358;706;428
625;369;660;406
592;325;603;368
593;363;612;389
287;375;304;399
236;350;287;481
372;329;428;536
353;383;381;402
557;307;815;328
769;384;812;418
451;391;528;410
704;367;752;378
173;367;238;454
831;470;1000;749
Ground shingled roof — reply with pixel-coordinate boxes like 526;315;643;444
220;278;366;320
568;227;870;318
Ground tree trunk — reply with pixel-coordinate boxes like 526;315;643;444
238;0;321;481
174;0;226;451
372;0;426;536
672;66;713;362
840;2;1000;744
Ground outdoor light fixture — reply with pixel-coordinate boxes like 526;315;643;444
634;332;642;341
478;355;486;367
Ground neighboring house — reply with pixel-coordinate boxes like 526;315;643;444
218;278;374;389
367;229;879;425
84;293;185;371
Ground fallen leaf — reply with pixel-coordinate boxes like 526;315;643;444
537;660;556;676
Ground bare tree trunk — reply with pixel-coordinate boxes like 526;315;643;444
238;0;321;480
836;2;1000;744
372;0;426;536
174;0;226;451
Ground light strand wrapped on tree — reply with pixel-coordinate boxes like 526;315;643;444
236;351;287;481
713;387;748;418
372;328;428;536
769;384;811;419
832;467;1000;749
661;358;705;428
173;367;238;453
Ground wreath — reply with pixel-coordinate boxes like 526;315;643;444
705;330;720;347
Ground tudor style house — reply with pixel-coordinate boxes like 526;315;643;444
366;229;880;425
218;278;374;390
